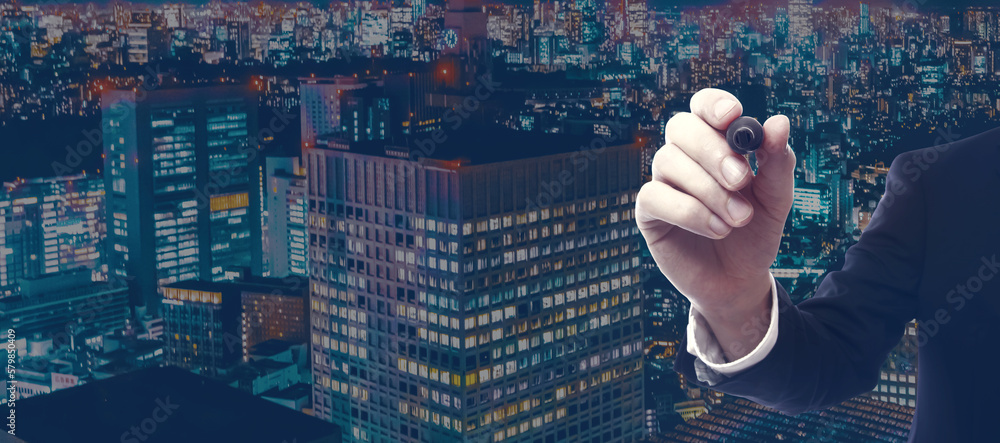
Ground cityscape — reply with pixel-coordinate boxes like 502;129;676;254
0;0;996;441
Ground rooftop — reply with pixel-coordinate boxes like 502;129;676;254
249;338;299;358
261;382;313;401
319;125;635;166
659;396;913;442
11;366;341;443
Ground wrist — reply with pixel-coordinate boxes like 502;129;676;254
693;273;772;324
691;274;773;362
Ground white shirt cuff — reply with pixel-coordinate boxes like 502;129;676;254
685;273;780;376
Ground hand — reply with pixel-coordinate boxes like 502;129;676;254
635;88;795;334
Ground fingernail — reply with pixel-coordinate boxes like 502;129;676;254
715;100;737;120
721;156;748;187
708;214;731;237
727;196;752;222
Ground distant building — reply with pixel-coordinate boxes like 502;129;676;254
300;76;366;148
262;155;308;278
0;270;128;348
162;276;308;377
0;174;105;294
102;86;264;313
792;180;830;227
305;128;646;442
241;277;309;359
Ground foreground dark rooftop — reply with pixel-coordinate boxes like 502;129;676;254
9;366;340;443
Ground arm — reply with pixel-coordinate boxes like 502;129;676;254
675;151;924;415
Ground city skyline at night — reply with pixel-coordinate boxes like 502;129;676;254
3;0;1000;441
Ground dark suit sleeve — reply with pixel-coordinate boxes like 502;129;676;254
674;151;925;415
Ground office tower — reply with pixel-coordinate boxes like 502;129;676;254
228;20;251;61
0;174;106;293
241;276;309;360
443;0;488;56
125;11;168;64
391;5;414;33
340;88;392;142
161;4;185;29
788;0;813;47
625;0;647;40
213;19;251;61
0;269;128;343
163;279;241;376
263;155;308;278
300;76;366;148
859;2;870;36
0;6;31;75
162;276;307;376
792;180;830;227
102;86;263;313
411;0;425;20
305;129;645;443
362;9;391;48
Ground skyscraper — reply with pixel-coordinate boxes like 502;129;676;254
162;276;308;377
305;129;646;442
263;155;308;278
300;76;366;149
0;174;106;294
102;86;263;313
788;0;813;48
859;2;870;36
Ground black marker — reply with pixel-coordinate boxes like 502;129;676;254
726;116;764;155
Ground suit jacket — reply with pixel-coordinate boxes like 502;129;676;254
675;126;1000;442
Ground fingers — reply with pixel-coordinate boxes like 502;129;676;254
689;88;743;131
636;180;732;240
664;112;753;191
750;115;796;218
652;144;754;228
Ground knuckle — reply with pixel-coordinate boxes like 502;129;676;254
665;112;693;133
635;183;655;208
651;144;675;173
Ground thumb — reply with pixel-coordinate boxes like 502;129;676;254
749;115;796;219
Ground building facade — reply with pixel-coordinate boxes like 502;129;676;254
305;132;645;442
163;277;309;377
0;174;105;294
263;155;308;278
102;86;263;313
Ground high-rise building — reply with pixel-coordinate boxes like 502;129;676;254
788;0;813;48
300;76;366;149
161;4;185;29
411;0;425;20
125;11;169;64
263;155;308;278
340;87;392;142
102;86;263;313
305;128;645;443
241;276;309;361
0;174;106;294
859;2;870;36
162;276;308;377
